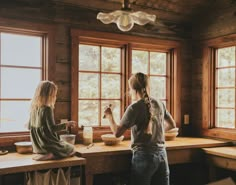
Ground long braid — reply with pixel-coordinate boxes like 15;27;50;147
130;72;153;134
143;87;152;134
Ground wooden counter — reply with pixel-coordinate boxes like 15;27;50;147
0;137;230;185
0;153;86;175
203;146;236;181
75;137;230;185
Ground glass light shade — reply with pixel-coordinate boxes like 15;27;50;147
117;12;134;32
97;10;156;32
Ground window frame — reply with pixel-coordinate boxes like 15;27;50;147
202;33;236;140
77;43;125;127
0;18;55;147
130;48;171;109
71;29;181;140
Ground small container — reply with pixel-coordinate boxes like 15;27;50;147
60;134;76;145
83;126;93;145
14;141;33;154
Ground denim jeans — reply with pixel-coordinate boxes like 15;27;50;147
130;147;170;185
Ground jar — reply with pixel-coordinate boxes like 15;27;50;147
83;126;93;145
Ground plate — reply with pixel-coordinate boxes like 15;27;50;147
0;150;8;155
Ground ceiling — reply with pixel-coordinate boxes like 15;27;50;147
1;0;235;38
55;0;236;24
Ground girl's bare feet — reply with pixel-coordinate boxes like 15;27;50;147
69;150;76;157
33;153;55;161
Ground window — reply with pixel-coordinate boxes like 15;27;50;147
78;44;123;126
215;46;236;128
0;19;55;146
0;32;42;133
202;34;236;140
71;29;180;136
132;50;168;105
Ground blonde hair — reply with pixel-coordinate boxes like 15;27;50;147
129;72;153;134
30;81;58;111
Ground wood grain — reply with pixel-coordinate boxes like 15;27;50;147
0;153;86;175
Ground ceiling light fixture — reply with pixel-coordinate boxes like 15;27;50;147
97;0;156;32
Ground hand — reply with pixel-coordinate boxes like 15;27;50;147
103;104;113;119
66;121;76;128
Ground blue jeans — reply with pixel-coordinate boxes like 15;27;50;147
130;148;170;185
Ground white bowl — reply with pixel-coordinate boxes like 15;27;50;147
101;134;124;146
60;134;76;145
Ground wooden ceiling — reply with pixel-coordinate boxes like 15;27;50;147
54;0;236;23
0;0;235;38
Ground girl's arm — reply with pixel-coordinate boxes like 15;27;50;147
46;107;75;132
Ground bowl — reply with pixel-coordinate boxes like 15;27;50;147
101;134;124;146
60;134;76;145
165;131;178;141
165;127;179;133
14;141;33;154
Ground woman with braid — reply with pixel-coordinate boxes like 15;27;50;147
104;72;177;185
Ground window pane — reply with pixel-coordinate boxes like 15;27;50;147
79;100;99;126
101;100;120;126
1;67;41;98
0;101;30;132
150;76;166;99
150;52;166;75
102;47;120;72
216;109;235;128
132;50;148;74
101;74;120;98
1;33;41;67
79;73;99;98
217;68;235;87
79;44;99;71
217;89;235;107
218;47;235;67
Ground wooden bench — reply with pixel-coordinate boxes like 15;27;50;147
0;152;86;185
203;146;236;181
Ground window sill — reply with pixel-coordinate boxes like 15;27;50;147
77;127;131;143
0;128;131;148
0;133;31;150
202;128;236;141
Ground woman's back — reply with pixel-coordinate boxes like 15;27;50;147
121;98;165;150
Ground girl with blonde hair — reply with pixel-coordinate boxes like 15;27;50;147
28;81;76;161
104;72;176;185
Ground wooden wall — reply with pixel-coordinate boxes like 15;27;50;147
0;1;192;133
191;4;236;135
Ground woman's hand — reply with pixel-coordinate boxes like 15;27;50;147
103;104;113;119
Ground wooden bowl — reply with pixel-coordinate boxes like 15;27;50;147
101;134;124;146
14;141;33;154
165;132;178;141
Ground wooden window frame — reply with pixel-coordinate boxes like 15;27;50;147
0;18;55;147
130;48;170;110
71;29;181;141
202;33;236;140
77;43;125;127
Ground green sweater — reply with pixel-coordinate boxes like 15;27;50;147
28;106;74;158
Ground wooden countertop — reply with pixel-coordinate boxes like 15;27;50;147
75;137;230;157
0;153;86;175
0;137;230;175
203;146;236;159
